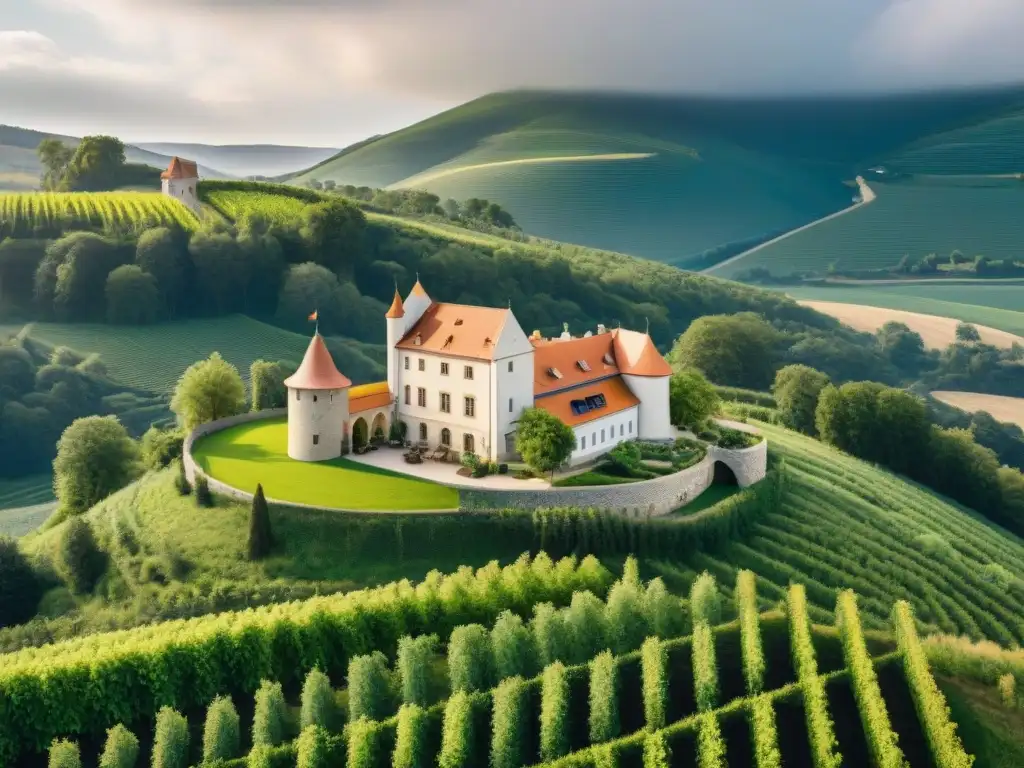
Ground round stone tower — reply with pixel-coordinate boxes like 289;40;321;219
284;333;352;461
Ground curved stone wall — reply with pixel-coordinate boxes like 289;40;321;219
460;437;768;516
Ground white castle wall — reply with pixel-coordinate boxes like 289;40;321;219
623;373;672;440
287;386;348;461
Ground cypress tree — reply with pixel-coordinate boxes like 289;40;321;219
247;483;274;560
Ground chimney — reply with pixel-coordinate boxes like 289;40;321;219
597;323;607;335
559;322;571;341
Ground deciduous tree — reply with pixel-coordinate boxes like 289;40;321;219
53;415;139;516
515;408;575;480
669;313;780;389
170;352;246;431
105;265;159;325
669;369;720;428
772;364;830;435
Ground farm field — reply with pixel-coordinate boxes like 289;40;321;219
709;177;1024;279
0;191;197;237
24;315;385;394
655;420;1024;646
781;282;1024;338
795;299;1023;349
191;418;460;511
0;474;55;528
930;391;1024;430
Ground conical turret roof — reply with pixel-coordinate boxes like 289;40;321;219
385;288;405;318
284;333;352;390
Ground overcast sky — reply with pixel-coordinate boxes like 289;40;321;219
2;0;1023;146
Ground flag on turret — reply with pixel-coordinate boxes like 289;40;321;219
308;310;318;322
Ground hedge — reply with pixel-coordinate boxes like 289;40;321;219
348;651;391;722
641;637;668;730
300;668;336;730
438;691;475;768
98;724;139;768
0;554;610;763
748;695;781;768
203;695;241;763
493;610;539;681
152;707;189;768
393;704;429;768
588;650;620;744
491;676;529;768
735;570;765;695
448;624;494;693
295;725;329;768
533;602;573;666
692;622;719;713
787;585;842;768
690;572;722;627
836;591;907;768
642;731;671;768
891;602;974;768
697;713;726;768
397;634;438;707
540;662;571;761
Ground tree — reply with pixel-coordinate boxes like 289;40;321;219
54;415;139;516
140;425;185;470
189;228;244;315
0;345;36;398
63;136;127;191
300;199;367;277
50;233;131;321
276;263;339;328
170;352;246;431
0;536;43;628
105;265;159;324
515;408;576;479
136;227;189;316
37;138;74;191
669;369;719;428
251;360;293;411
955;322;981;343
772;365;830;435
875;322;929;373
55;517;106;593
668;313;780;389
248;484;274;560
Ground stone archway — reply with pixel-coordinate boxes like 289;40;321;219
371;412;388;443
352;417;368;449
712;460;738;486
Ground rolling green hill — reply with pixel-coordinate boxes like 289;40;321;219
135;142;340;179
287;88;1024;267
708;176;1024;279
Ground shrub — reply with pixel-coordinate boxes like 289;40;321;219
140;426;185;470
51;346;83;367
772;364;830;435
55;517;106;594
203;695;241;763
540;662;570;761
642;731;671;768
492;610;538;681
48;739;80;768
247;483;274;560
448;624;493;692
0;536;43;628
749;696;782;768
151;707;189;768
689;572;721;627
735;570;765;695
438;691;474;768
53;415;139;516
393;704;428;768
692;622;719;712
397;634;438;706
98;724;139;768
980;563;1013;590
174;459;191;495
346;718;381;768
565;591;608;662
641;637;668;730
348;651;391;721
300;668;335;731
644;578;685;639
252;680;289;747
697;713;726;768
589;650;619;744
911;533;954;559
605;576;649;654
997;674;1016;708
670;369;721;428
491;676;528;768
296;725;330;768
532;602;571;666
194;474;213;507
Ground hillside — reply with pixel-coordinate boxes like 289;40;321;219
135;142;340;179
0;125;231;190
707;176;1024;279
286;88;1024;266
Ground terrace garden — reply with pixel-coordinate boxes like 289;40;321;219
553;439;708;488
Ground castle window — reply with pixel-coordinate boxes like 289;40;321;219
296;390;300;401
418;358;425;372
404;356;410;370
440;393;451;413
404;385;410;405
581;436;587;450
620;424;624;437
463;434;475;454
509;398;513;413
441;428;451;446
464;365;474;380
592;432;596;445
441;362;449;376
419;423;427;441
508;361;513;373
313;395;318;403
629;420;633;434
601;429;606;442
313;434;320;445
417;387;426;407
464;396;475;417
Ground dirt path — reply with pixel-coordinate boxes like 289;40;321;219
931;391;1024;429
798;300;1023;349
703;176;876;274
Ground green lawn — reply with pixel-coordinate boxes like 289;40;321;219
191;418;459;511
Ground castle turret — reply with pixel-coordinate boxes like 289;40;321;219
402;277;432;331
284;333;351;461
613;329;673;440
160;157;200;214
385;287;405;399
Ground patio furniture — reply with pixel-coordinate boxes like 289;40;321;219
403;451;423;464
430;444;452;462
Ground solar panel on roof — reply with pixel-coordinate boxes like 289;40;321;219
570;400;590;415
585;394;607;409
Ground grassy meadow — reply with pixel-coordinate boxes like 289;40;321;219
710;176;1024;279
191;418;460;511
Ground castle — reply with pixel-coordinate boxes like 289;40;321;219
284;279;673;466
160;156;200;214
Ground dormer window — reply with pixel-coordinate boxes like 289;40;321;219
454;319;464;326
603;353;614;365
413;334;422;346
442;334;454;350
576;360;591;372
547;367;563;379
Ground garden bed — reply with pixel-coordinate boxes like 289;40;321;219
552;438;707;488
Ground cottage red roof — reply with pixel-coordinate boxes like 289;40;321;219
161;156;199;180
284;334;352;390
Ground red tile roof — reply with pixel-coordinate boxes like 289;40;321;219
397;302;508;361
535;376;640;427
385;289;405;319
284;334;352;390
161;156;199;180
611;329;673;377
350;381;392;413
532;334;620;396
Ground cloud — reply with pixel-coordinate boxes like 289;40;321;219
9;0;1024;142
